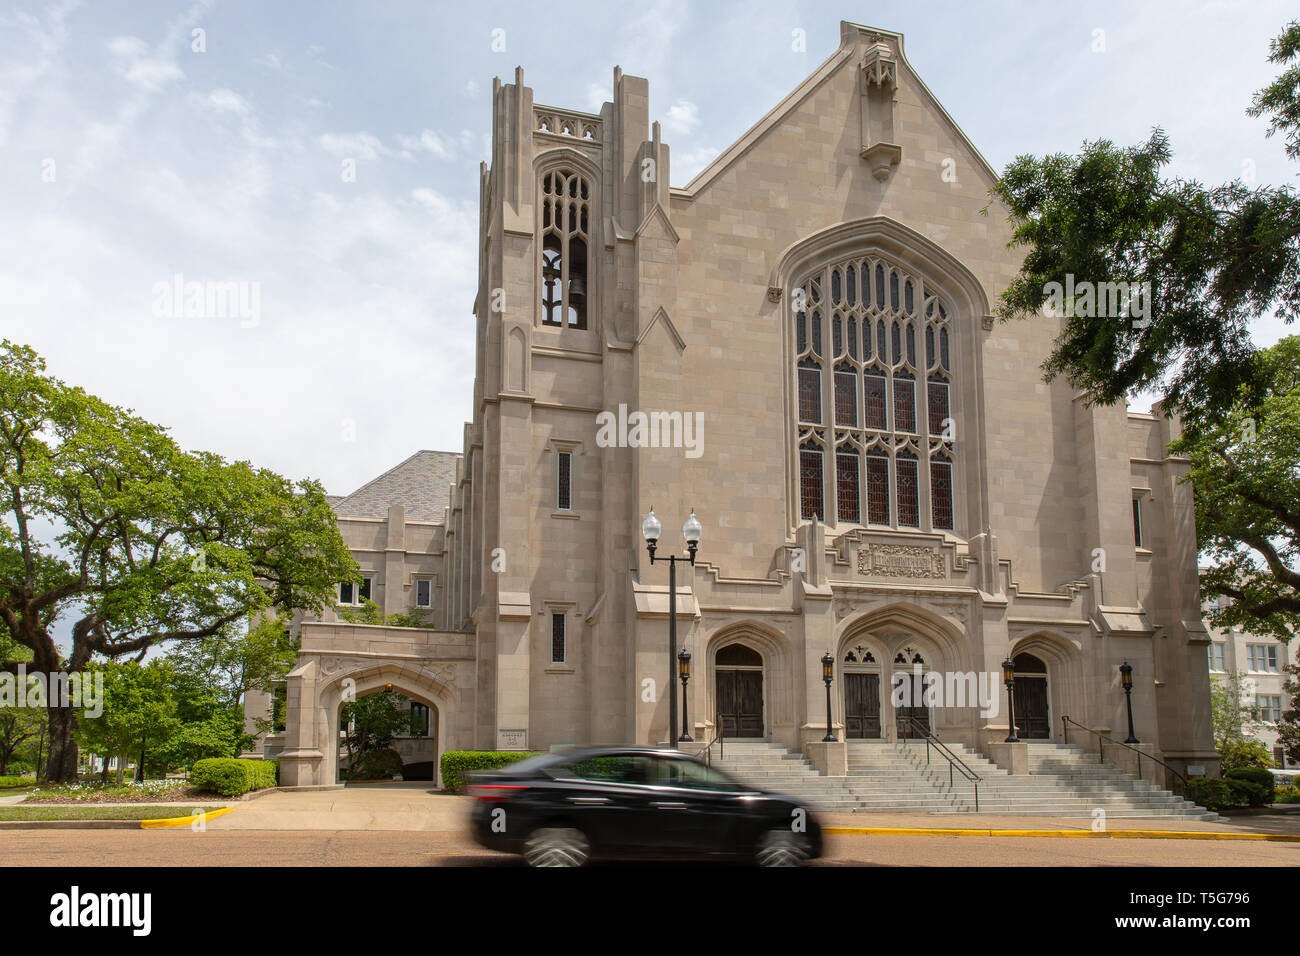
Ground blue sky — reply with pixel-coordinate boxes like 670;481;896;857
2;0;1295;496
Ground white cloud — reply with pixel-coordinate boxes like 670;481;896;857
205;88;251;116
664;98;700;135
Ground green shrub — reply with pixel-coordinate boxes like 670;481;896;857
1275;787;1300;804
190;758;278;797
1185;777;1231;810
439;750;540;793
349;748;405;780
1219;739;1274;771
1225;778;1272;807
1225;767;1276;804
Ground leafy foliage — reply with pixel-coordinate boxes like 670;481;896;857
0;340;357;780
1219;738;1275;771
190;757;277;796
339;691;410;771
439;750;540;793
338;598;431;629
989;21;1300;415
1277;662;1300;765
1208;673;1261;748
1173;337;1300;639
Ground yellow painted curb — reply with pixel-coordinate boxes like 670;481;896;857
824;825;1300;842
140;807;233;829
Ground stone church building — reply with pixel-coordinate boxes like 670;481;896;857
255;22;1219;789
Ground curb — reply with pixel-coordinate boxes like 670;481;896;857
0;808;235;829
141;808;233;829
824;825;1300;842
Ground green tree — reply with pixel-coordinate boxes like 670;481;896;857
988;21;1300;416
1277;662;1300;765
1209;672;1260;748
338;597;430;629
988;22;1300;627
1171;338;1300;641
340;691;409;771
76;661;180;784
0;703;43;775
0;341;358;781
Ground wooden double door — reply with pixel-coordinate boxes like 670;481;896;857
716;669;764;738
844;672;931;739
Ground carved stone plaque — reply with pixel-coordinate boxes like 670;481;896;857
857;544;945;579
497;729;527;751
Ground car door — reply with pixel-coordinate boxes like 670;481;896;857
549;753;660;854
641;755;752;857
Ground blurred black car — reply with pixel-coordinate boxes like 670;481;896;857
467;745;822;866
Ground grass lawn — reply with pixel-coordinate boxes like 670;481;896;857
0;805;215;821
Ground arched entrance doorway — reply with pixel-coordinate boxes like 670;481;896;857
1012;652;1050;739
842;643;882;738
893;646;931;739
715;643;764;738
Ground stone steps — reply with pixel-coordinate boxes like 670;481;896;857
712;740;1215;819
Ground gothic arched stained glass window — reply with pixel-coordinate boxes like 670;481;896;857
794;254;956;532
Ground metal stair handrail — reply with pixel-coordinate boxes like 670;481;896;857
1060;715;1189;796
699;712;724;766
897;715;981;812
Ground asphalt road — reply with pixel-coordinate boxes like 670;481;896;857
2;828;1297;866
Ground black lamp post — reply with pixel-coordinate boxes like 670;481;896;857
1120;661;1139;743
678;649;692;742
642;507;702;749
822;651;836;742
1002;658;1019;743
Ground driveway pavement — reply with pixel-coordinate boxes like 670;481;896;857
198;784;1300;836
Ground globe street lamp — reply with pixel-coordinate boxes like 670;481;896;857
1120;661;1139;743
822;651;836;742
1002;658;1019;743
678;649;692;742
642;508;701;749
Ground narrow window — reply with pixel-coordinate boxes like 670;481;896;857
415;579;432;608
864;372;887;429
931;457;954;530
358;577;372;602
893;372;916;432
339;582;355;605
800;445;824;520
897;454;919;527
866;452;890;524
927;380;950;437
834;370;857;426
558;451;572;510
836;452;860;524
1132;497;1143;547
798;366;822;423
551;612;566;663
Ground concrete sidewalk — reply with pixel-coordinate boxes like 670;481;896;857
207;785;467;831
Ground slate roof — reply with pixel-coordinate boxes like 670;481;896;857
331;450;461;523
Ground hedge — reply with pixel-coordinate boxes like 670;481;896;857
440;751;540;793
190;758;279;797
1186;772;1275;811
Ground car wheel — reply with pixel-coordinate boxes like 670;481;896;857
754;828;812;867
522;826;591;867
